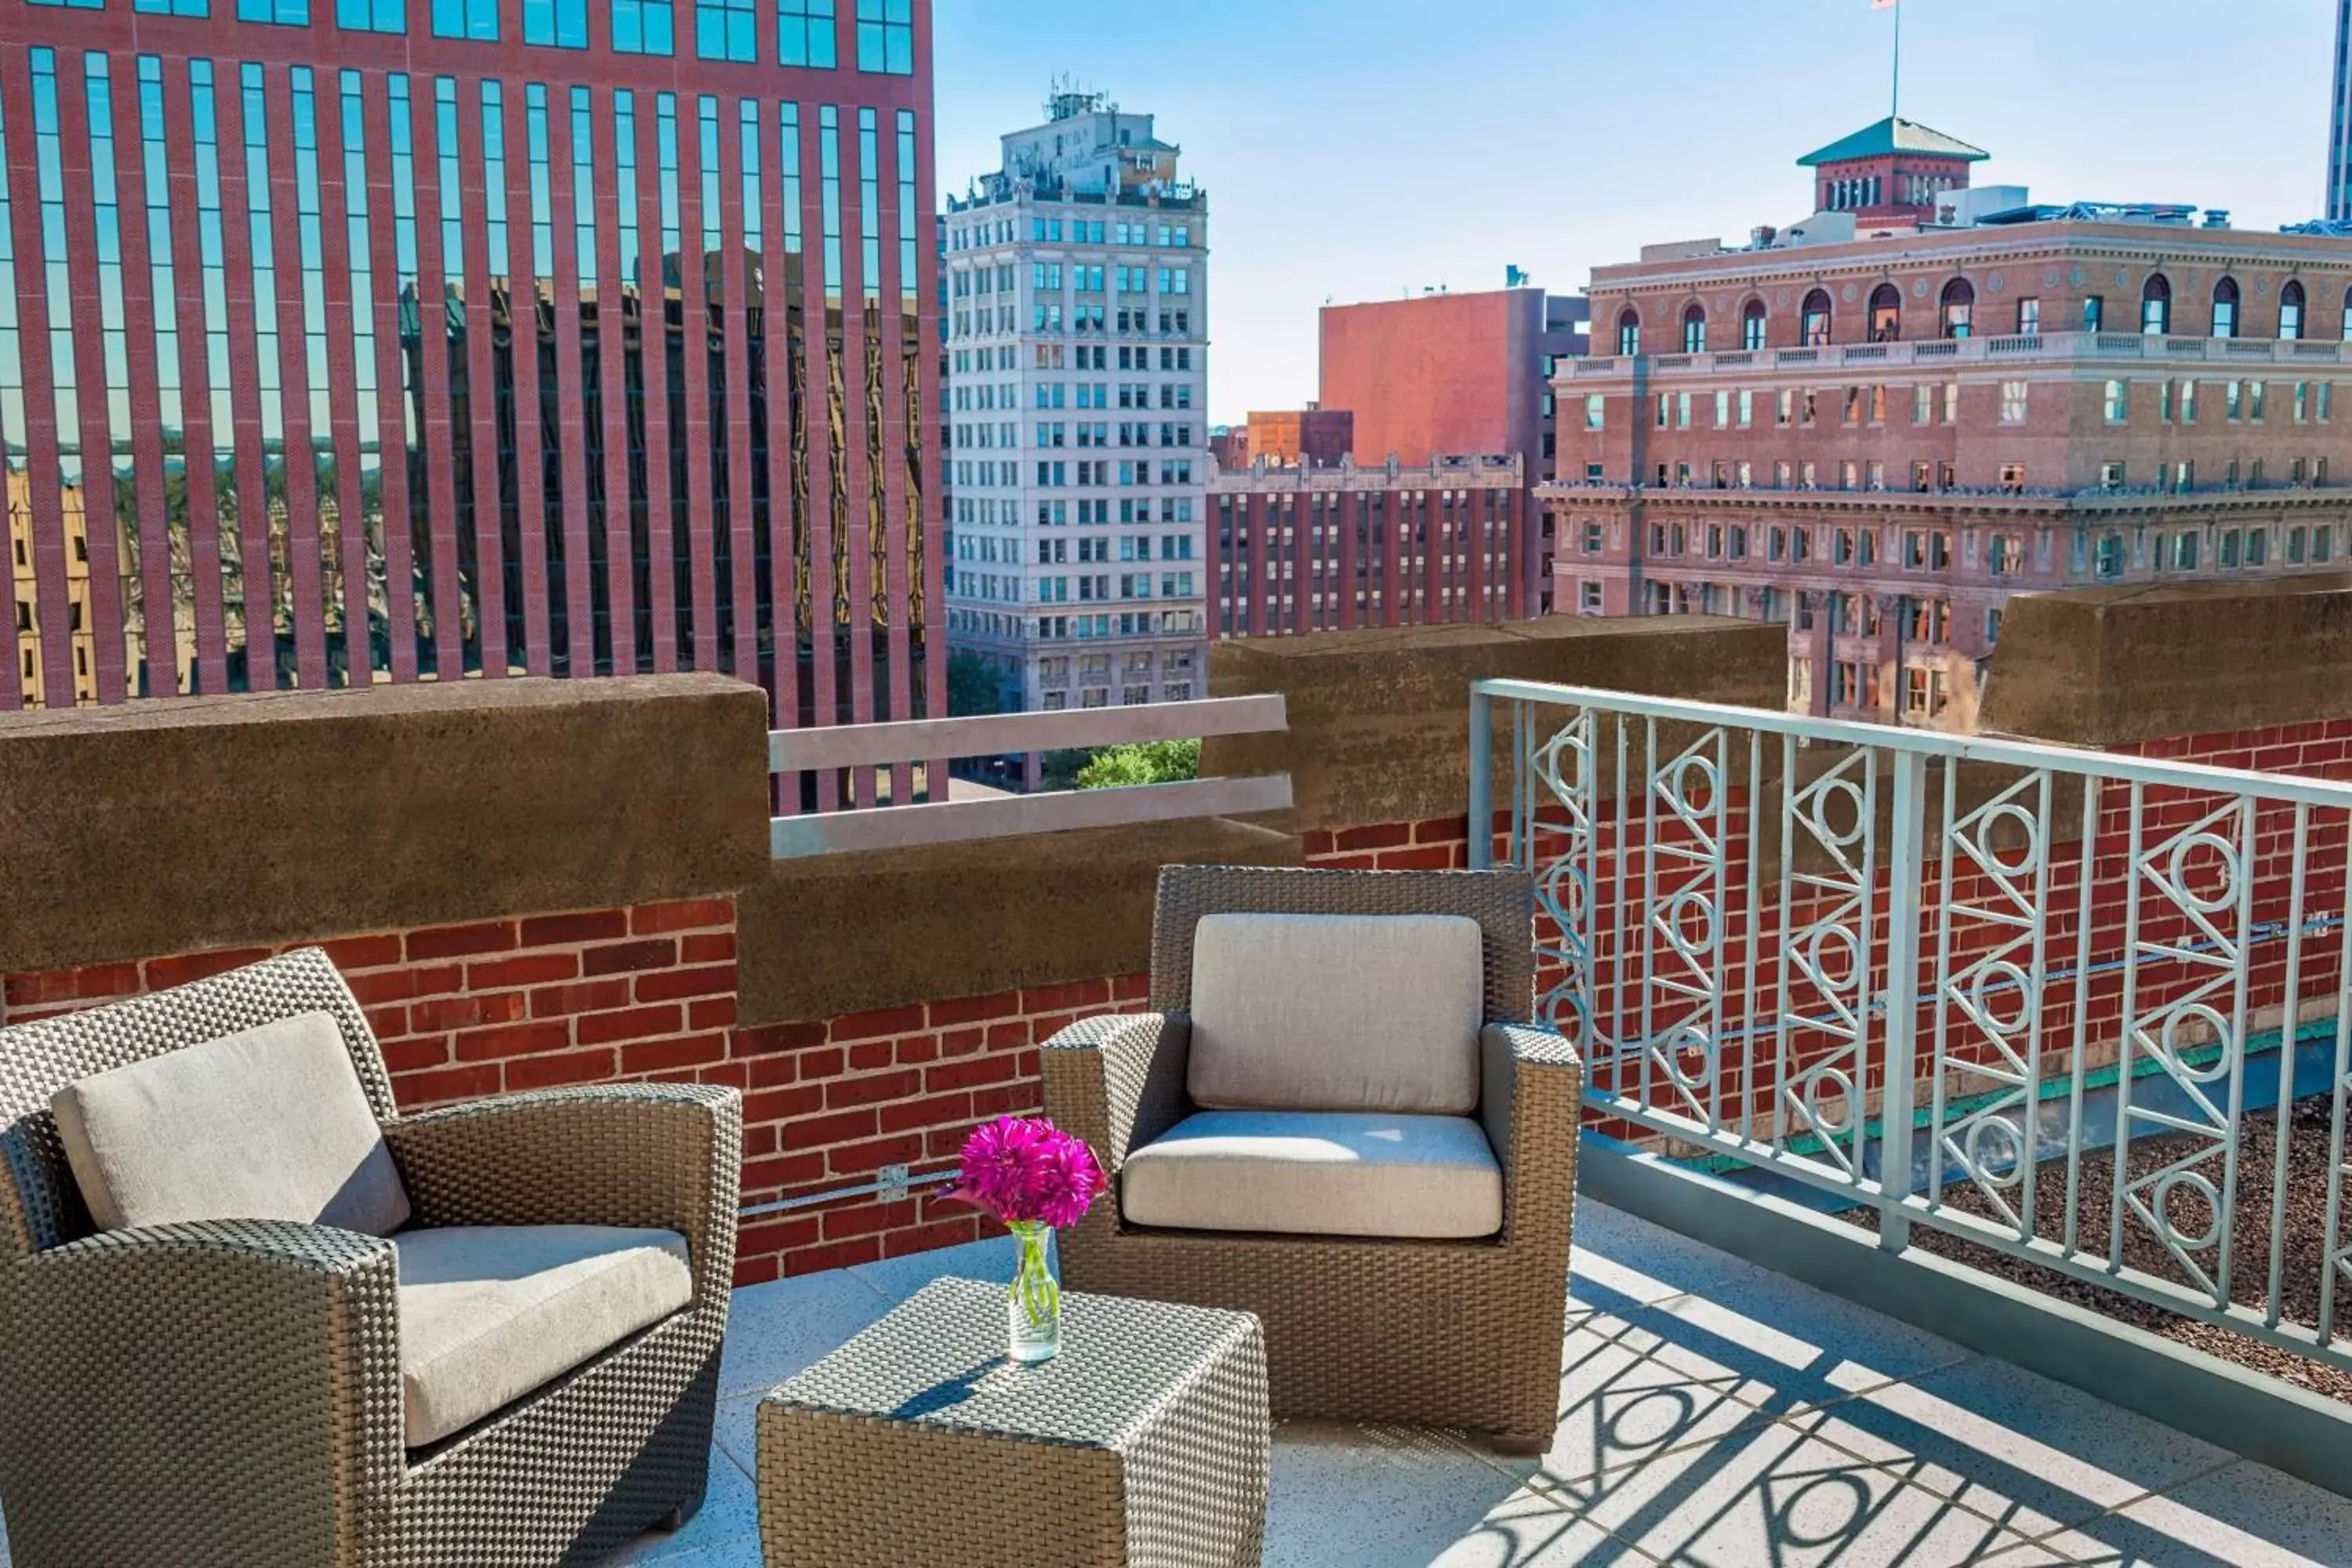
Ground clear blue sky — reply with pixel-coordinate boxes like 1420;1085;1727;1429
935;0;2339;425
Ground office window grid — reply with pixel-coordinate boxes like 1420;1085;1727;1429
0;43;934;755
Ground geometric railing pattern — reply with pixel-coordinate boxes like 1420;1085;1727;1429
1472;678;2352;1374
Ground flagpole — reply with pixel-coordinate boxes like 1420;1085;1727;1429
1891;0;1902;121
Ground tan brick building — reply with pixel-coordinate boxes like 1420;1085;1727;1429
1552;125;2352;722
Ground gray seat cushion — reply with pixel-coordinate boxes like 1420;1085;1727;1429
1187;913;1486;1115
1120;1110;1503;1240
50;1009;411;1236
395;1225;695;1447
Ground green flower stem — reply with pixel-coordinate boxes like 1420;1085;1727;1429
1008;1222;1059;1329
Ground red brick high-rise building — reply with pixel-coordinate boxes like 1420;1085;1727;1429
1319;285;1587;476
1552;123;2352;724
0;0;939;765
1223;282;1586;627
1212;453;1527;637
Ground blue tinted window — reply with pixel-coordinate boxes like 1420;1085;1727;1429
854;0;908;74
431;0;495;38
524;0;587;46
779;0;833;67
696;0;755;61
238;0;310;22
339;0;404;32
612;0;673;53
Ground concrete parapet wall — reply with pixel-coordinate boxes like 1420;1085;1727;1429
0;674;771;976
1204;615;1790;833
1983;575;2352;746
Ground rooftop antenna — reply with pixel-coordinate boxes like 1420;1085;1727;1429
1044;73;1115;124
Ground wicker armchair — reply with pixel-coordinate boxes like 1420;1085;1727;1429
0;948;742;1567
1040;866;1580;1451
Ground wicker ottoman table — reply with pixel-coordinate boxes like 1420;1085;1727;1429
757;1276;1269;1567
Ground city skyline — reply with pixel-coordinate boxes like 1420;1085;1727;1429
937;0;2343;426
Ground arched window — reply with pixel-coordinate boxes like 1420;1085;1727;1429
2279;281;2304;341
1741;299;1767;351
1617;308;1641;358
2142;274;2172;336
2211;277;2239;339
1868;283;1902;343
1940;278;1975;339
1682;303;1708;354
1800;289;1833;347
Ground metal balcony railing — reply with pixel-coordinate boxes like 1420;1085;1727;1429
1468;679;2352;1375
768;696;1289;858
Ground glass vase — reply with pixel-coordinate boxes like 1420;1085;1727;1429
1006;1221;1062;1363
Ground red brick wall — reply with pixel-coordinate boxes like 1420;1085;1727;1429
1320;289;1541;466
725;977;1144;1283
1301;816;1479;870
2;900;742;1111
0;913;1145;1287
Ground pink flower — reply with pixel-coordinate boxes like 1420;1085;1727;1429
953;1116;1108;1229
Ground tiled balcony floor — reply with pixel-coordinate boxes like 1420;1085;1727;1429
626;1200;2352;1568
5;1200;2348;1566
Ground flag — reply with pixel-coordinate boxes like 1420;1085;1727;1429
1873;0;1898;9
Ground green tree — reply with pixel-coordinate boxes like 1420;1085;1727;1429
1076;739;1200;789
1039;749;1094;790
946;652;1004;718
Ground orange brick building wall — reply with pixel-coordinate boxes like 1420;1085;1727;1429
1219;408;1356;470
1321;289;1548;467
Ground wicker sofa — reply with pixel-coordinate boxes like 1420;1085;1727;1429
0;948;741;1567
1040;865;1581;1452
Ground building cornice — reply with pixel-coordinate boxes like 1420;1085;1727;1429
1555;328;2352;385
1591;224;2352;299
1209;455;1524;495
1537;481;2352;524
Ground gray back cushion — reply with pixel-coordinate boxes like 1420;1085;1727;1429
50;1009;412;1236
1186;913;1485;1115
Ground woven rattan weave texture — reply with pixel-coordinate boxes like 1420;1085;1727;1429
757;1278;1269;1567
0;948;742;1567
1045;866;1581;1448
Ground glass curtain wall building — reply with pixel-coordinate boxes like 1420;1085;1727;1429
0;0;938;790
